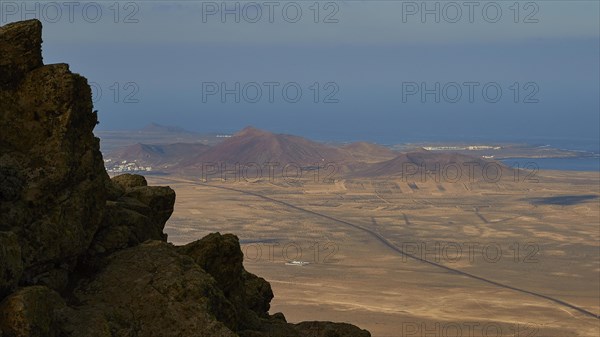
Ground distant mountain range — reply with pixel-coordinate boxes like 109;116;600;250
104;125;506;179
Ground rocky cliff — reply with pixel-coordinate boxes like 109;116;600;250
0;20;370;337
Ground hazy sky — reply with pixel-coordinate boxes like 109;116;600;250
2;1;599;146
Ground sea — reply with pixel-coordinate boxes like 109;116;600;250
381;136;600;172
497;137;599;172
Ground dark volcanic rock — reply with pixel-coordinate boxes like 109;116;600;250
88;175;175;259
0;20;43;89
178;233;247;306
295;321;372;337
0;232;22;300
0;286;65;337
66;241;237;337
178;233;275;331
243;271;274;317
111;173;147;190
0;19;370;337
123;184;176;225
0;19;109;292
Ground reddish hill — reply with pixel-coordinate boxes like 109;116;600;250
178;127;350;168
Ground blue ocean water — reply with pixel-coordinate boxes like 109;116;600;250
372;136;600;172
497;137;599;172
382;136;600;172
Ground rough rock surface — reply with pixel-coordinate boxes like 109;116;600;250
0;19;42;89
65;241;237;337
0;19;108;294
87;181;175;261
0;286;65;337
0;232;21;299
0;19;371;337
111;173;147;190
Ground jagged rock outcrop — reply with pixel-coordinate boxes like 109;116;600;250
0;19;370;337
0;19;42;89
87;176;175;261
177;233;278;333
0;19;109;294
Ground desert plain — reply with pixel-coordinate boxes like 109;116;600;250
145;168;599;337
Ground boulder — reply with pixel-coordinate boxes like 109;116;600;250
111;173;147;190
124;185;176;225
68;241;237;337
88;185;175;259
178;233;246;304
0;286;65;337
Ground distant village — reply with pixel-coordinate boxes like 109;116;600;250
422;145;502;151
104;159;152;173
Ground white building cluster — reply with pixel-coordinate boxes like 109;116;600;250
104;158;152;173
423;145;502;151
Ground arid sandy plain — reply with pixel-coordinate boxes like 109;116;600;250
147;169;599;337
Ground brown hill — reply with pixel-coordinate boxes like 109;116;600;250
179;127;350;169
341;142;397;163
353;150;510;181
